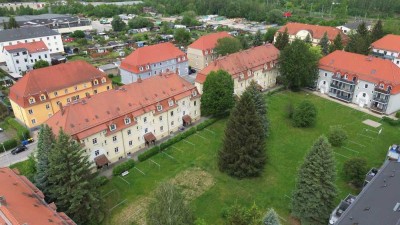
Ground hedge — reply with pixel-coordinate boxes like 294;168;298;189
382;116;400;126
6;118;30;141
112;159;135;176
138;146;160;162
0;138;18;152
196;118;218;131
160;127;197;150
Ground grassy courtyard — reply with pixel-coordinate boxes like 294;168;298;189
100;91;398;225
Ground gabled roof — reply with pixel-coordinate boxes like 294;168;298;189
0;26;59;42
196;44;280;83
188;31;231;51
9;61;109;107
0;167;76;225
342;20;372;30
4;40;48;53
277;22;348;42
120;42;186;74
371;34;400;53
46;73;200;139
319;50;400;93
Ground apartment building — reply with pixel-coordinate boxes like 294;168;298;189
371;34;400;67
0;167;76;225
46;73;201;167
120;42;188;84
275;22;348;46
3;41;51;75
0;26;63;62
187;31;231;70
195;44;280;96
317;50;400;114
9;61;112;128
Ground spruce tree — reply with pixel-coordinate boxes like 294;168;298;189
34;124;55;200
319;32;329;55
263;208;281;225
218;89;266;178
304;34;312;45
329;34;343;53
356;22;368;36
253;30;263;46
275;28;289;50
371;20;384;42
291;136;337;225
247;81;269;137
48;129;101;224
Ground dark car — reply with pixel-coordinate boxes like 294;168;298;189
11;145;27;155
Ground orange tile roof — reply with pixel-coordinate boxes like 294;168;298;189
319;50;400;94
0;167;76;225
371;34;400;53
196;44;280;83
4;41;48;53
9;61;110;107
46;73;200;139
277;22;348;42
188;31;231;52
120;42;187;73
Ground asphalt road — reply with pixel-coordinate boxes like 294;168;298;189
0;142;37;167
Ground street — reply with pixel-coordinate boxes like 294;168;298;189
0;142;37;167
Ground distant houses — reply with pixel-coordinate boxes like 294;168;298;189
371;34;400;67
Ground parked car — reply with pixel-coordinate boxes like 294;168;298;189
21;138;34;145
11;145;27;155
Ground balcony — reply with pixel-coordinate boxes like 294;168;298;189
370;105;387;114
331;75;356;85
330;83;355;93
372;95;389;104
328;91;353;103
374;87;391;95
371;51;396;60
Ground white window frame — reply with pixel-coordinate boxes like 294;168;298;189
157;105;162;111
125;118;131;125
110;124;117;131
92;138;97;144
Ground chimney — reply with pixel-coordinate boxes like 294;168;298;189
0;196;6;206
58;103;64;115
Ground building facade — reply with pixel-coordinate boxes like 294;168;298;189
317;50;400;115
120;42;188;84
371;34;400;67
46;73;201;167
9;61;112;128
275;22;348;46
195;44;280;96
0;167;76;225
187;31;231;70
336;21;372;35
0;26;63;62
3;41;51;75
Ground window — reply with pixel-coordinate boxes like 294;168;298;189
139;66;143;71
40;95;45;101
29;97;35;104
95;150;99;156
364;84;368;88
114;147;119;153
24;58;27;62
194;100;197;106
146;65;149;69
46;104;50;110
64;89;68;94
83;83;87;88
324;72;328;77
112;136;117;142
182;101;185;106
110;124;116;131
38;56;41;60
157;105;162;111
379;83;384;89
93;79;98;85
54;91;58;96
192;90;197;97
129;141;133;146
171;121;174;126
101;77;106;83
183;111;186;115
170;111;174;116
160;126;164;131
67;98;71;103
28;109;33;114
362;93;366;97
127;130;132;135
144;117;147;123
159;116;163;121
94;90;98;94
145;128;148;133
45;54;47;58
125;118;131;125
31;119;36;125
168;100;174;106
74;86;78;91
92;138;97;144
16;59;19;64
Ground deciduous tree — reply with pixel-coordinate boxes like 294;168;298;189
214;37;242;56
174;28;191;45
33;60;50;69
343;157;368;188
111;15;126;32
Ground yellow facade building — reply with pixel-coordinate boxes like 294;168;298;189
9;60;112;128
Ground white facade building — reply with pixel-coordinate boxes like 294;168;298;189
371;34;400;67
3;41;51;75
0;26;63;63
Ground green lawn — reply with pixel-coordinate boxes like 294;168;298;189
101;91;398;224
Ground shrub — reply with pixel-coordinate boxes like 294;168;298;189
112;159;135;176
138;146;160;162
196;118;218;131
292;100;317;127
328;125;348;147
93;176;109;186
396;112;400;119
1;138;18;151
382;116;400;126
6;118;30;141
160;127;197;150
343;157;368;188
108;74;114;78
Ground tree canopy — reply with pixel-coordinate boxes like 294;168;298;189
128;16;154;29
111;15;126;32
33;60;50;69
174;28;191;45
214;37;242;56
319;32;329;55
274;28;289;50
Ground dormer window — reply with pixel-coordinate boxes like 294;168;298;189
379;83;384;89
54;91;58;96
157;105;163;111
40;95;46;101
211;49;213;53
192;90;197;97
146;65;150;70
182;56;186;60
239;73;244;80
168;99;174;107
93;79;98;85
178;57;181;62
109;124;116;131
101;77;106;83
125;117;131;125
139;66;143;71
388;86;392;92
64;89;68;94
344;74;348;79
205;50;208;55
248;71;252;76
29;97;35;104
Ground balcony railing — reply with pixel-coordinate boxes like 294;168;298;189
372;95;389;104
370;105;387;114
371;51;395;60
331;75;356;85
330;83;354;93
328;92;353;102
374;87;391;95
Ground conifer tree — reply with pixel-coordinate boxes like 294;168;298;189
247;81;269;137
370;20;384;42
34;124;55;200
263;208;281;225
274;28;289;50
48;129;101;224
7;16;19;29
319;32;329;55
291;136;337;225
218;90;266;178
253;30;263;46
329;34;343;53
304;34;312;45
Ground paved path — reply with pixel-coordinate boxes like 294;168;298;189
0;141;37;167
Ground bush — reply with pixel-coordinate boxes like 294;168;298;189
382;116;400;126
112;159;135;176
328;125;348;147
196;118;218;131
6;118;30;141
93;176;109;186
396;112;400;119
108;74;114;78
292;100;317;127
343;157;368;188
138;146;160;162
160;127;197;150
2;138;18;151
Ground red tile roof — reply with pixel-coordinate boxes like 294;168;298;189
46;73;200;139
319;50;400;94
4;41;48;53
196;44;280;83
120;42;186;74
0;167;76;225
371;34;400;53
277;22;348;42
9;61;110;107
188;31;231;52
